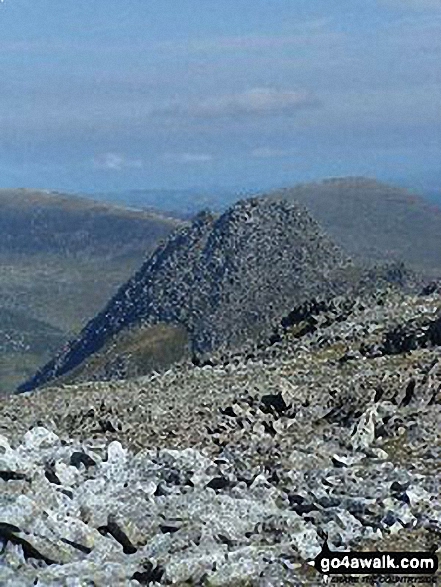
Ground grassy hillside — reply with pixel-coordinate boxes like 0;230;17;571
270;177;441;277
49;323;190;387
0;307;66;394
0;189;182;394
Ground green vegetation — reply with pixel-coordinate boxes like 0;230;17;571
0;307;65;396
0;189;182;394
52;323;189;386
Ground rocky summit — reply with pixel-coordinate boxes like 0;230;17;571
1;284;440;585
19;197;353;392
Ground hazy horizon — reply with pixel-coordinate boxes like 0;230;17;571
1;0;440;195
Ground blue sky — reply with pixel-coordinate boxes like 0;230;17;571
0;0;440;193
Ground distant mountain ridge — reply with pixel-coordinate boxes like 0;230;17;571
0;188;180;258
9;178;439;393
270;177;441;276
0;189;181;394
91;187;247;217
19;197;354;391
89;178;441;276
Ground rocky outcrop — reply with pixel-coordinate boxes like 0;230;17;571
0;428;323;585
1;413;439;586
2;286;441;584
19;198;352;392
381;314;441;355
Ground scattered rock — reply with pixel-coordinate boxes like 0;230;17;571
1;280;441;585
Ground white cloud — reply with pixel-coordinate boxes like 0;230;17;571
163;152;213;164
93;152;142;171
157;88;321;119
251;147;293;159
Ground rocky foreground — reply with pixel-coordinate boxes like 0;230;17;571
1;287;441;585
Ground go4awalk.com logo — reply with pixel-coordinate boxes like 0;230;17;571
315;542;438;576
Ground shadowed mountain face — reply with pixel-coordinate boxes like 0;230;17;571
19;197;354;392
270;178;441;277
0;189;181;394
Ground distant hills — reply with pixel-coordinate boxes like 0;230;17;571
91;187;247;217
4;177;440;394
270;178;441;277
19;195;420;393
93;178;441;276
0;188;181;258
19;198;352;390
0;189;180;394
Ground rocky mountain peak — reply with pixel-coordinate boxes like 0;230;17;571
19;196;350;392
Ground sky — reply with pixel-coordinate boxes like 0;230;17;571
0;0;440;194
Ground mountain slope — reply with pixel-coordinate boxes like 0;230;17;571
0;189;181;394
270;177;441;276
0;308;66;393
19;197;353;392
0;188;181;259
93;187;244;217
2;284;440;584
